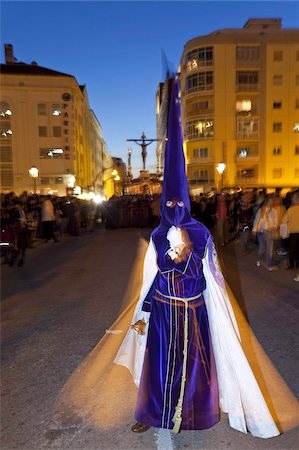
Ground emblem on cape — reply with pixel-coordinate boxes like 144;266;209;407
208;240;225;289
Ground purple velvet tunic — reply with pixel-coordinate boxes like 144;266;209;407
135;232;219;430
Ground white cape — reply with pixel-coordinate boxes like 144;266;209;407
115;238;280;439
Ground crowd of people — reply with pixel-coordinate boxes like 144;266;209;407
0;192;97;267
1;189;299;279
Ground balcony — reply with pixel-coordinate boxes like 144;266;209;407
235;176;259;186
184;60;214;72
186;85;214;95
236;155;259;163
189;178;215;186
186;109;214;118
236;59;260;68
236;130;259;139
236;83;259;92
188;156;214;165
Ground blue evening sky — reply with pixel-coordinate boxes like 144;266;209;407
1;1;298;175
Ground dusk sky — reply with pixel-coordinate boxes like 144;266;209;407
1;1;299;175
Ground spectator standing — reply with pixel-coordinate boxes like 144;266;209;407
41;195;58;242
252;196;279;270
281;191;299;269
216;193;229;246
10;200;28;266
237;192;254;254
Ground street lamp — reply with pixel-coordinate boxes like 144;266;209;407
216;162;226;190
28;166;39;193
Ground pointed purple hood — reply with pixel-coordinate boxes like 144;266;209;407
160;77;191;227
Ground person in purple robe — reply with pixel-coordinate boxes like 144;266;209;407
115;76;279;439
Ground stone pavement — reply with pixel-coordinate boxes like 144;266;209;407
1;228;298;450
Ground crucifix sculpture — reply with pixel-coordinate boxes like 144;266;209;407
127;132;159;171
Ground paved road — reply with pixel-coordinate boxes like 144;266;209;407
1;228;298;450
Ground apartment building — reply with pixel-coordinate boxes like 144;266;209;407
179;18;299;193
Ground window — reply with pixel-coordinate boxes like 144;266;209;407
55;177;64;184
296;75;299;85
192;148;209;159
296;99;299;109
185;47;213;70
295;146;299;155
295;169;299;178
238;147;250;158
273;147;281;156
0;146;12;162
200;147;208;158
38;126;47;137
273;75;283;86
236;100;252;112
273;101;282;109
273;122;282;132
293;123;299;132
40;177;50;185
238;169;255;178
273;50;283;61
40;148;64;159
37;103;47;115
185;118;214;139
273;168;282;178
236;71;259;91
1;168;13;187
52;104;61;116
236;46;260;61
53;126;62;137
236;117;259;138
186;72;213;93
0;121;13;138
297;50;299;61
0;102;12;117
194;170;208;182
192;101;209;113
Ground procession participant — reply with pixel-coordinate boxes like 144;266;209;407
115;76;280;439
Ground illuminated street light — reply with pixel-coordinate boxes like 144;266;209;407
28;166;39;193
67;175;76;188
216;162;226;190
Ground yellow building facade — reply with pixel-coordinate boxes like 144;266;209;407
180;18;299;193
0;45;112;197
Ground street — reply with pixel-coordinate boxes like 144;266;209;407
1;228;298;450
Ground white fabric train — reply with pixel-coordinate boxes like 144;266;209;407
114;237;280;438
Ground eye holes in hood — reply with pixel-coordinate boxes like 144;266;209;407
166;200;185;208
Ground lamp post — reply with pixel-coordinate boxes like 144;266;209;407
216;162;226;191
28;166;39;193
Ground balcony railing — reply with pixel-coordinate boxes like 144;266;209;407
236;59;260;68
235;176;259;185
236;83;259;92
236;152;259;160
186;109;214;118
188;157;214;164
236;130;259;139
184;60;214;72
186;85;214;95
189;178;215;185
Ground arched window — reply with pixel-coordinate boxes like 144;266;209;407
0;102;12;117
